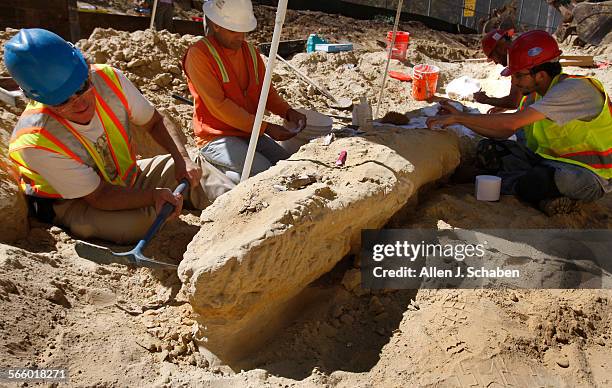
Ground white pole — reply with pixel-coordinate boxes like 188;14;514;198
546;4;555;33
150;0;159;30
241;0;288;182
375;0;404;119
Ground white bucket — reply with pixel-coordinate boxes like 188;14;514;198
475;175;502;201
279;108;332;155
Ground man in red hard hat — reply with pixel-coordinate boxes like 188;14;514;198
473;29;522;113
428;30;612;215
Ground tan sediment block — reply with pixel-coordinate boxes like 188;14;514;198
179;128;461;362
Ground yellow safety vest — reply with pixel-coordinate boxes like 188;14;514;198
519;74;612;179
8;64;138;198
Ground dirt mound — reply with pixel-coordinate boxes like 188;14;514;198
76;28;196;150
0;130;28;243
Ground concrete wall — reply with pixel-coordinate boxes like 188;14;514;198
254;0;560;33
255;0;476;33
0;0;79;41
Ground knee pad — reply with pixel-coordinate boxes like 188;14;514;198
515;166;561;204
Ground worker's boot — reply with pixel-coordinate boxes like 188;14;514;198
538;197;581;217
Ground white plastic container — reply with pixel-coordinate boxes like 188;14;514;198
351;96;373;130
279;108;333;155
475;175;502;201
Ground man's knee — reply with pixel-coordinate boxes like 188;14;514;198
553;166;604;202
63;205;156;245
250;154;273;175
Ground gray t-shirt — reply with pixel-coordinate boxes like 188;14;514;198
528;77;610;192
530;77;604;125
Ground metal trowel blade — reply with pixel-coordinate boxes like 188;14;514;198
75;240;134;266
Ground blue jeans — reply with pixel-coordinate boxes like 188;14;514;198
200;135;290;183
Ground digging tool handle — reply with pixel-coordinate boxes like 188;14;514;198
275;54;339;103
140;179;189;247
172;93;194;106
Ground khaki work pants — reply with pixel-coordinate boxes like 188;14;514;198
53;154;234;244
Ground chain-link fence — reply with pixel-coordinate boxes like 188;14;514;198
343;0;561;33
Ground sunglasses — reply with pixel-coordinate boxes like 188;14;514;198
52;78;92;108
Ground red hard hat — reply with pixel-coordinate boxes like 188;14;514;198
481;29;510;57
501;30;562;76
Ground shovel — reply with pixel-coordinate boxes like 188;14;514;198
75;180;189;269
274;54;353;110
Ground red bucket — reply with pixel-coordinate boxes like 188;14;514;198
411;64;439;101
386;31;410;60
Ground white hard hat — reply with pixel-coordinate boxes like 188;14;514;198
202;0;257;33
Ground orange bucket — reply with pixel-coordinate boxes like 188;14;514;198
411;64;439;101
386;31;410;60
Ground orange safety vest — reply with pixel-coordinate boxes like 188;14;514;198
8;64;138;198
518;74;612;178
182;36;261;145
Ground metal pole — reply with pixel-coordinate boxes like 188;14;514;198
460;0;465;26
546;4;555;33
487;0;492;17
517;0;524;30
241;0;289;182
536;0;542;29
150;0;158;30
375;0;404;119
427;0;432;16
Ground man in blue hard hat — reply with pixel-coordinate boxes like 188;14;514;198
5;28;234;244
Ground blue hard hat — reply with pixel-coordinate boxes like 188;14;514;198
4;28;89;106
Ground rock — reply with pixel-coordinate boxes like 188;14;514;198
193;353;209;368
556;357;570;368
167;65;182;75
510;293;519;302
179;129;460;363
341;269;362;293
331;305;344;318
122;48;132;61
0;130;28;242
340;314;355;325
369;296;385;315
44;287;71;308
374;312;389;323
159;350;169;361
0;278;18;294
149;60;162;73
94;51;107;64
49;226;63;235
152;73;173;87
127;58;147;68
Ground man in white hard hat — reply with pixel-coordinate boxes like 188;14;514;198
182;0;306;183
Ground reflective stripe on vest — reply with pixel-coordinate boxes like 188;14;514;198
202;38;230;83
246;43;259;85
8;64;137;198
520;74;612;179
201;38;259;85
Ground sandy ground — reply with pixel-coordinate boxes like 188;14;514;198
1;4;612;387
